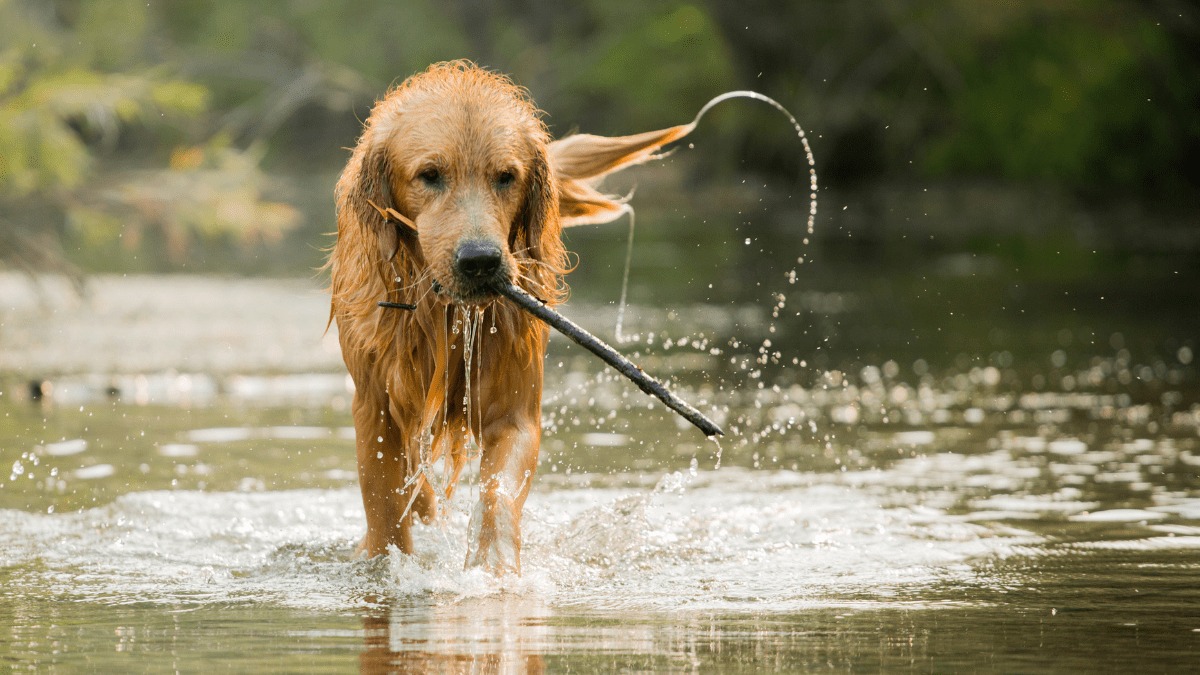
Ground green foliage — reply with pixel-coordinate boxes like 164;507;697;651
922;4;1199;198
0;0;300;274
71;139;300;261
159;0;469;97
708;0;1197;200
541;2;736;135
0;67;208;196
1;0;1196;277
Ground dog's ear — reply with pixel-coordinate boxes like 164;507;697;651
511;143;556;260
336;140;402;261
550;123;693;227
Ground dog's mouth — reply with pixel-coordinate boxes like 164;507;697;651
434;276;507;306
434;240;513;305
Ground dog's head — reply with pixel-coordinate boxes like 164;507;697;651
337;62;556;305
336;61;700;308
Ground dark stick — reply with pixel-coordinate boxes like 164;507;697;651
378;301;416;310
492;280;724;438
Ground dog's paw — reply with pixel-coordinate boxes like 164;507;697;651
464;495;521;575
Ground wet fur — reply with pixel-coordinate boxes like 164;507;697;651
329;61;699;573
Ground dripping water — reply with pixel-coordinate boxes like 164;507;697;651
458;306;486;511
440;304;451;488
460;306;484;450
708;436;724;470
614;210;636;343
474;306;486;455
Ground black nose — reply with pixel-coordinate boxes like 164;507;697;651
456;241;503;280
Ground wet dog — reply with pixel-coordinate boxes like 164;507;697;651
328;61;695;573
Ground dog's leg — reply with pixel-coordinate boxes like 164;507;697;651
465;416;540;574
464;355;544;575
352;384;414;558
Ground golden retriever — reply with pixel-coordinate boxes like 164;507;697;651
328;61;697;573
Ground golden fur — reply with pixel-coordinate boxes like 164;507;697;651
329;61;699;572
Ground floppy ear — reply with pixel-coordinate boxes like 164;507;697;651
550;123;694;227
336;140;409;261
510;143;557;260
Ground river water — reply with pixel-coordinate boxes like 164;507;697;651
1;269;1198;673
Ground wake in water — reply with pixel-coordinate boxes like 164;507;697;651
0;465;1046;612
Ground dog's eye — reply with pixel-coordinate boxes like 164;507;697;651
495;170;515;189
418;168;441;186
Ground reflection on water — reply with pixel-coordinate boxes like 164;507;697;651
360;599;551;674
1;272;1198;672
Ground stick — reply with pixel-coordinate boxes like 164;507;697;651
367;199;418;233
492;280;724;438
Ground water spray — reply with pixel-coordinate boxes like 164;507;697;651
613;89;818;341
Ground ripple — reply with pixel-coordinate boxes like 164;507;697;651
1069;509;1166;522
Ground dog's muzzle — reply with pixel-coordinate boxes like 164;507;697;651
455;241;504;282
445;240;509;302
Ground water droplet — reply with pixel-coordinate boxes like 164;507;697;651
376;451;383;459
744;238;751;245
377;436;383;443
490;326;497;334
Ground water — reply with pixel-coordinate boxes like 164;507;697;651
2;271;1199;672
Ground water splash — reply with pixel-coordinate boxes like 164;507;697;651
652;457;699;495
691;91;818;234
614;90;818;341
4;443;1193;612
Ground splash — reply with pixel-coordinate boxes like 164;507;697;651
692;91;818;234
652;457;699;495
615;90;818;341
4;452;1174;612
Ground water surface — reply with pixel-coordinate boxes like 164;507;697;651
2;272;1198;672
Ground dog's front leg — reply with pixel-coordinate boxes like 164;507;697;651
352;385;414;558
465;416;540;575
465;359;543;575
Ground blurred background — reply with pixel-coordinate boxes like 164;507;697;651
2;0;1196;281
